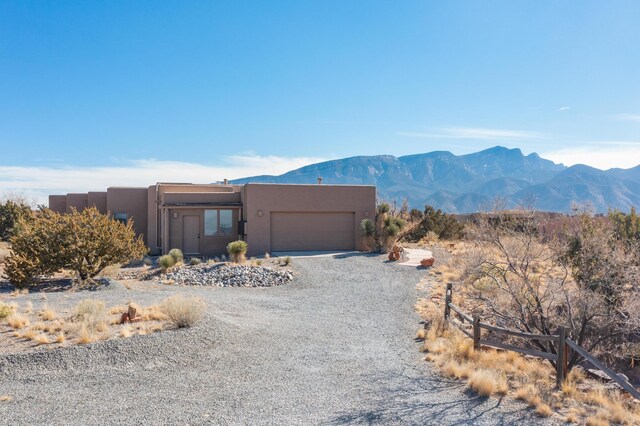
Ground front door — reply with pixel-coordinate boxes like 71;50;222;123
182;215;200;254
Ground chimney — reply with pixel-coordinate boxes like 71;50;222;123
317;177;323;185
223;178;228;185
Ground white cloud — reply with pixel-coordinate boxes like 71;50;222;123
398;127;542;140
542;142;640;170
0;155;326;206
611;113;640;122
558;106;570;111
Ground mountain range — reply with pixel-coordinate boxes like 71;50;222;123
232;146;640;213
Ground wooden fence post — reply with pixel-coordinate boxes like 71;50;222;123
444;283;452;320
473;315;481;350
556;326;568;387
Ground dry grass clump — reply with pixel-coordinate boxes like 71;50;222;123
468;370;503;397
418;292;640;424
160;294;205;328
6;313;29;329
33;333;50;345
38;306;56;321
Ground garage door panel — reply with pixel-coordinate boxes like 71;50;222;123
271;212;355;251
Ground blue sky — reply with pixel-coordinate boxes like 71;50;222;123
1;1;639;202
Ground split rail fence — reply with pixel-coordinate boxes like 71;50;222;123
442;283;640;399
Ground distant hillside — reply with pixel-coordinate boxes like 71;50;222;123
232;146;640;213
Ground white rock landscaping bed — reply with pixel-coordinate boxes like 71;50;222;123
158;263;293;287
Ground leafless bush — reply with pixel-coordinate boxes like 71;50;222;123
463;207;640;370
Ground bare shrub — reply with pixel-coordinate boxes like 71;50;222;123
463;207;640;369
161;295;205;328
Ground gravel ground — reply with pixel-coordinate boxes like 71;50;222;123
0;254;555;425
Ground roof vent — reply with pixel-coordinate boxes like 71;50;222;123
317;177;323;185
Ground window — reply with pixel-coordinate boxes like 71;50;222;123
204;210;218;236
219;210;233;235
113;212;128;224
204;209;234;236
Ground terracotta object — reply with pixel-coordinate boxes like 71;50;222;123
420;257;435;267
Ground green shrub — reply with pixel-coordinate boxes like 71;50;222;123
227;240;248;263
384;216;406;236
4;207;147;286
158;255;176;270
360;219;375;237
0;199;33;241
377;203;390;215
0;303;14;319
189;257;202;266
168;248;184;263
404;205;465;242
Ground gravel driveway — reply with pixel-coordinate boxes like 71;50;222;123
0;254;551;425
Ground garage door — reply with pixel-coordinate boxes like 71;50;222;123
270;212;355;251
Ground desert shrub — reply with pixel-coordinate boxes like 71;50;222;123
360;218;375;237
409;208;423;221
282;256;292;266
161;295;205;328
168;248;184;263
158;255;176;270
404;205;465;242
143;256;153;266
3;207;147;285
360;218;375;251
0;303;14;319
189;257;202;266
0;199;33;241
227;240;248;263
608;207;640;243
464;208;640;370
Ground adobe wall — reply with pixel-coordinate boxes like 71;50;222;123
87;191;108;213
106;188;149;242
243;184;376;255
48;195;67;213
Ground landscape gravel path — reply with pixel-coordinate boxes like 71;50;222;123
0;254;554;425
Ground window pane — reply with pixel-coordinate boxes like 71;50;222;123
204;210;217;236
219;210;233;235
113;212;127;224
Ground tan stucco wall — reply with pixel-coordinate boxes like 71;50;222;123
48;195;67;213
106;188;149;242
66;193;88;213
87;192;108;213
243;184;376;255
162;191;241;204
